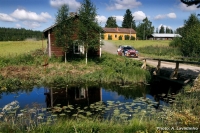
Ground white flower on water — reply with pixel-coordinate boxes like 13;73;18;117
37;116;43;120
0;113;4;118
18;113;23;117
2;101;20;113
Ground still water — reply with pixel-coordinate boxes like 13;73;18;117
0;83;175;109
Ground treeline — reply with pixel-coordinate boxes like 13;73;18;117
0;27;42;41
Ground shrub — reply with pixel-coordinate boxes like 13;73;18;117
118;35;123;40
124;35;130;40
169;37;182;47
108;35;112;40
131;36;135;40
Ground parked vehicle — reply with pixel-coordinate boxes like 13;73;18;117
117;45;138;57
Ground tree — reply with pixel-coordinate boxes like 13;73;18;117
180;0;200;8
122;9;136;30
175;27;184;36
136;17;154;40
78;0;102;64
165;27;170;33
156;28;158;33
105;17;118;28
159;25;165;33
54;4;74;58
180;14;200;57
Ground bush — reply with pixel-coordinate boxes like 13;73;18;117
118;35;122;40
169;37;182;47
131;36;135;40
125;35;130;40
108;35;112;40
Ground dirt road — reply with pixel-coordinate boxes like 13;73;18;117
102;40;200;77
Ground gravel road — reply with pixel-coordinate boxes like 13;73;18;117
102;40;118;55
102;40;200;77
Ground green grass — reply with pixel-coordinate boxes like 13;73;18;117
108;40;171;49
0;40;45;57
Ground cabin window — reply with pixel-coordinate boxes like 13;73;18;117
75;88;86;99
73;40;84;54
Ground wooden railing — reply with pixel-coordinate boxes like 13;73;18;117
140;58;200;80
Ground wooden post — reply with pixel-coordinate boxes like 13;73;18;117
141;59;147;69
170;62;179;79
48;30;51;57
50;88;53;107
153;60;161;75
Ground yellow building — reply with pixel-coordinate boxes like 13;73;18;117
103;27;136;40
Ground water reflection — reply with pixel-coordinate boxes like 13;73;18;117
44;86;102;108
0;83;169;110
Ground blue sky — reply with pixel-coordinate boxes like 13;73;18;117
0;0;200;32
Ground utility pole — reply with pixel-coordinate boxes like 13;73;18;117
99;32;102;58
129;23;132;40
143;25;145;40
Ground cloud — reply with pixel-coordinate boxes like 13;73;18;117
179;3;198;11
132;11;146;21
16;24;21;28
167;13;176;19
107;0;142;10
113;15;123;22
23;21;41;29
0;13;16;22
96;15;107;24
11;9;52;23
154;14;166;20
50;0;81;10
154;12;176;20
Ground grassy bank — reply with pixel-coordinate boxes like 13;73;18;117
108;40;182;59
0;50;151;91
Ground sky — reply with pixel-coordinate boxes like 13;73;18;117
0;0;200;32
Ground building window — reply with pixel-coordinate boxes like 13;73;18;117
75;88;86;99
73;40;84;54
115;35;117;38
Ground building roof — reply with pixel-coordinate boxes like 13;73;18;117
151;33;182;38
103;27;136;34
43;23;57;33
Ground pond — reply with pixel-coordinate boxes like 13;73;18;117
0;79;185;128
0;79;182;111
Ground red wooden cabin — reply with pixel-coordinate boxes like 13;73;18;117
43;13;101;58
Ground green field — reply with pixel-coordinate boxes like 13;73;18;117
0;40;45;57
107;40;171;49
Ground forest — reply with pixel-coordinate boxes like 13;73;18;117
0;27;42;41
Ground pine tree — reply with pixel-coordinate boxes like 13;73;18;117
159;25;165;33
105;17;118;28
156;28;158;33
122;9;136;30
